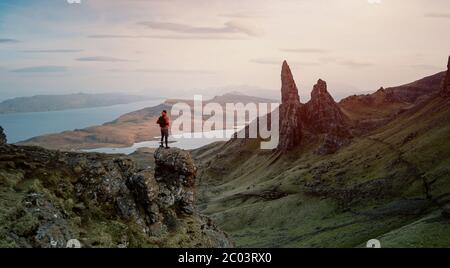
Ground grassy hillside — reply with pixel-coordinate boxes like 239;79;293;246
192;95;450;247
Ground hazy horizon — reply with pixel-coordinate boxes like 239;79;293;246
1;0;449;101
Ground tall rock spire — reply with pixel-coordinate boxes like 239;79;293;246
277;61;303;151
281;60;301;104
442;55;450;97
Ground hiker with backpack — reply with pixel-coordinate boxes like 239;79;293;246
157;110;170;148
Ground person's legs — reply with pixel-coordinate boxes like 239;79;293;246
163;128;169;148
160;129;164;147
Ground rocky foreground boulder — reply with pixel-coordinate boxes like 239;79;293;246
0;142;232;248
0;126;6;145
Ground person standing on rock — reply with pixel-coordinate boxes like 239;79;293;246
157;110;170;148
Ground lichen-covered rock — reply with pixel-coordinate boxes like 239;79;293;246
154;147;197;215
154;147;197;189
0;126;6;145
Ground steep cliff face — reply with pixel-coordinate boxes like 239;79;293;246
277;62;351;154
442;56;450;97
0;141;231;248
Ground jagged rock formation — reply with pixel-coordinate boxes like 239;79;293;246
0;143;232;248
0;126;6;145
278;61;303;151
305;79;350;133
277;62;351;154
305;79;352;154
442;56;450;97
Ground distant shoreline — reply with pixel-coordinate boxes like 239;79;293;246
0;93;157;114
0;99;165;144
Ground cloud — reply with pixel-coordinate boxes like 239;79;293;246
138;20;263;37
88;34;138;39
107;68;215;75
12;66;67;73
22;49;83;53
76;56;132;62
280;48;330;54
319;57;373;69
0;38;20;43
88;34;245;40
250;58;320;66
336;60;373;69
424;13;450;19
219;13;266;19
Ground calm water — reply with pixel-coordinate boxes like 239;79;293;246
0;99;163;143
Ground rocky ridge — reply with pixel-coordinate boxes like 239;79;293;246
0;135;231;248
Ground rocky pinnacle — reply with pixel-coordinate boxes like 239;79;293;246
277;62;351;154
281;60;301;104
277;61;303;151
307;79;350;134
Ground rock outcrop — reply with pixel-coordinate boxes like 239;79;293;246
0;126;6;145
278;61;303;151
277;62;351;154
0;144;232;248
442;56;450;97
305;79;352;154
305;79;350;133
154;148;197;215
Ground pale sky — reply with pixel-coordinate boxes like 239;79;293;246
0;0;449;101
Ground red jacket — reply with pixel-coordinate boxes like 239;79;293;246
157;115;170;128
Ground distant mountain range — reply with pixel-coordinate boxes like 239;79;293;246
0;93;154;114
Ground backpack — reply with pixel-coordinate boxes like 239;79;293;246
157;116;167;127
